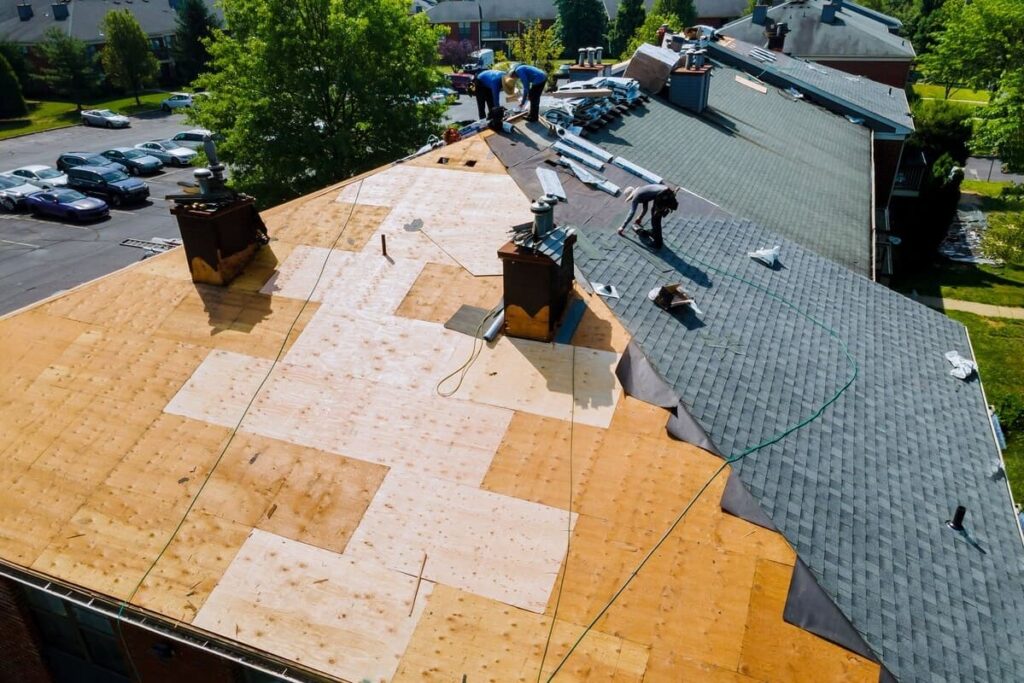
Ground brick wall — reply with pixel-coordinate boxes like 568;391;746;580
0;578;53;683
873;138;906;207
118;623;241;683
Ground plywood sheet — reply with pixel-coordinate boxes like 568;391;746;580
458;337;621;428
737;559;879;683
263;187;392;251
155;285;317;360
0;311;91;398
404;135;509;175
394;262;502;326
395;585;650;682
192;431;388;597
570;289;633;354
259;246;425;316
0;465;92;566
164;350;274;428
346;470;574;613
283;307;466;393
194;529;432;683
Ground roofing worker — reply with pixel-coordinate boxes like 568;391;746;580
508;63;548;122
474;69;506;120
617;184;679;250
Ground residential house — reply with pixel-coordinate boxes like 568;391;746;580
603;0;749;28
427;0;556;52
718;0;916;88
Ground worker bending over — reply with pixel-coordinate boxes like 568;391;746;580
474;69;506;120
617;184;679;250
508;63;547;122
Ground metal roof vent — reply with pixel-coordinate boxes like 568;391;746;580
946;505;966;532
17;3;33;20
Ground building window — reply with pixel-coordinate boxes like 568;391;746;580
22;588;130;683
458;21;471;40
481;21;500;40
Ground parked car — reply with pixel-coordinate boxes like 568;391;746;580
4;165;68;189
134;140;198;167
168;128;222;150
100;147;164;175
56;152;127;174
0;174;40;211
23;188;109;222
65;165;150;207
80;109;130;128
160;92;200;111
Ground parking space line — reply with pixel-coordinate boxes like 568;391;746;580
0;238;39;249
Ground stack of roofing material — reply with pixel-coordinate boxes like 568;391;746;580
623;43;683;93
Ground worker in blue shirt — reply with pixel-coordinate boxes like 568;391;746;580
474;69;506;120
508;63;548;122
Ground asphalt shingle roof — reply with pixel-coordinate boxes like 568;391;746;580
710;37;914;133
719;0;915;60
602;0;748;21
588;63;873;274
426;0;482;23
568;211;1024;683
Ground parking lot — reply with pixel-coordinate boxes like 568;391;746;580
0;110;192;315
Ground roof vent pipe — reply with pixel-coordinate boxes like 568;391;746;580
586;47;595;67
752;2;768;25
17;3;33;20
577;47;586;66
595;46;603;64
947;505;966;531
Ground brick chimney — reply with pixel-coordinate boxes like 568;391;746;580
765;20;789;52
51;2;68;20
16;3;33;20
670;49;712;114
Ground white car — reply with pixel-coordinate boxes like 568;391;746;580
0;175;40;211
169;128;221;150
134;140;198;167
80;109;131;128
5;165;68;189
160;92;206;112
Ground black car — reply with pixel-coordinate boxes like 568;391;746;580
66;165;150;207
99;148;164;175
56;152;127;174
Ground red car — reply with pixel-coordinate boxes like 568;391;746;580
446;72;475;94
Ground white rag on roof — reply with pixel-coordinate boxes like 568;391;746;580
945;350;977;380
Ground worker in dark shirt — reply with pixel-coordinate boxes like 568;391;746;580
508;63;548;122
617;184;679;249
474;69;506;120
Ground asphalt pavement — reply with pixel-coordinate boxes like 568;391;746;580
0;110;192;316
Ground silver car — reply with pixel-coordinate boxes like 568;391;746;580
0;175;40;211
168;128;222;150
81;109;131;128
5;165;68;189
134;141;198;167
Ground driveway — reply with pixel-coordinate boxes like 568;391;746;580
965;157;1024;184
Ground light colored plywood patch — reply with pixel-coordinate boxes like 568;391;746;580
155;285;317;360
283;307;465;393
395;585;649;682
394;262;503;325
571;289;632;354
738;560;879;683
165;350;274;428
458;337;620;428
346;471;574;613
404;135;509;175
194;529;431;683
133;511;251;623
269;196;392;251
226;242;297;293
259;246;425;316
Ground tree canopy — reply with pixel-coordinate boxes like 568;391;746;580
973;69;1024;172
507;20;563;77
0;52;27;118
653;0;696;28
173;0;221;84
439;38;475;71
38;28;100;110
625;12;680;56
190;0;445;207
607;0;646;58
554;0;608;57
101;10;160;105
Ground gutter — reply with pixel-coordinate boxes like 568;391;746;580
870;128;876;280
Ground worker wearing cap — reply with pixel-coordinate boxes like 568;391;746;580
508;63;548;122
474;69;506;120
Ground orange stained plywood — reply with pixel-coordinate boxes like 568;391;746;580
570;290;633;354
395;585;650;682
0;465;93;566
395;262;503;326
737;559;880;683
135;242;297;293
132;510;251;623
155;284;317;360
264;196;392;251
0;311;91;397
404;135;509;175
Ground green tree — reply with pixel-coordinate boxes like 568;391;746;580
909;99;973;164
973;69;1024;172
191;0;445;207
0;52;27;117
507;20;563;76
607;0;646;58
554;0;608;57
982;210;1024;264
173;0;221;84
653;0;697;27
37;28;100;111
625;12;679;56
0;40;29;92
101;10;160;105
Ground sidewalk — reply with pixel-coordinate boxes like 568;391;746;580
914;294;1024;319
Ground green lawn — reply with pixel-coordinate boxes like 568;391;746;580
912;82;991;105
961;179;1013;199
0;92;167;140
948;311;1024;501
897;262;1024;307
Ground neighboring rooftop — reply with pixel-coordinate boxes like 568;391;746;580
719;0;915;60
588;61;874;274
602;0;748;22
710;36;914;134
0;0;221;45
426;0;557;23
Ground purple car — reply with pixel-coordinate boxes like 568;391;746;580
24;189;109;222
